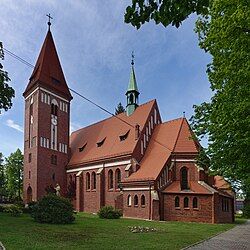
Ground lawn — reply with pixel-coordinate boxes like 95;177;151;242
0;212;242;250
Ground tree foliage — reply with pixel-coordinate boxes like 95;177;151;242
191;1;250;199
115;102;125;115
0;42;15;114
124;0;209;29
0;152;7;201
5;149;23;201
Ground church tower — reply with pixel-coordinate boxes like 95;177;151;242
126;53;139;116
23;21;72;203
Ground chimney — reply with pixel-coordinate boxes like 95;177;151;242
135;124;140;140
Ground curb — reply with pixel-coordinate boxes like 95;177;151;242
0;242;5;250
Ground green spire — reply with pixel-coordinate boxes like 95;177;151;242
126;52;140;116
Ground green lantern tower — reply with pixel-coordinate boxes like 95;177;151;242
126;52;140;116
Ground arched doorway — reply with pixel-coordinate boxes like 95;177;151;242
27;186;33;203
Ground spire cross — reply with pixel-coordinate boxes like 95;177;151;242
131;51;135;66
46;14;53;30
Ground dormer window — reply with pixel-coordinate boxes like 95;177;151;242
79;143;87;152
119;130;130;141
97;137;106;147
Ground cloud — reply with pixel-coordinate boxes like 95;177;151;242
6;119;24;133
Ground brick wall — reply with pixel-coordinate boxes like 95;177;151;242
163;193;213;223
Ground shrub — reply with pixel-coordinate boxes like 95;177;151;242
31;194;75;224
0;205;4;212
98;206;122;219
4;205;23;217
243;204;250;218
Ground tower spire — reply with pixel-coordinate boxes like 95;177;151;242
126;52;140;116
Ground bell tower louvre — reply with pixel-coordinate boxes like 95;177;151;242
23;21;72;204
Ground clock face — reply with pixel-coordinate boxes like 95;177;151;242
51;117;57;125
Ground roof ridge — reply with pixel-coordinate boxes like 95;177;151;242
71;99;156;135
172;118;184;152
161;117;183;125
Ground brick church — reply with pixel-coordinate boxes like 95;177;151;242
23;25;234;223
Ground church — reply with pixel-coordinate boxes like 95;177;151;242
23;24;234;223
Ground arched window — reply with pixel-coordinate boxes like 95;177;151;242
51;103;58;116
184;197;189;208
127;195;132;206
27;186;33;203
92;172;96;190
134;195;138;206
175;196;180;207
86;172;90;190
193;197;198;208
129;94;134;104
141;195;146;206
108;170;113;189
181;167;188;190
115;168;121;189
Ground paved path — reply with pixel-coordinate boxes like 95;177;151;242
187;220;250;250
0;242;5;250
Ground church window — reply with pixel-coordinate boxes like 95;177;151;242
97;137;106;147
79;143;87;152
151;116;154;129
127;195;132;206
41;92;44;102
184;197;189;208
154;109;157;124
86;172;90;190
129;94;134;104
148;121;151;135
115;168;121;189
146;127;149;141
92;172;96;190
141;140;143;155
46;139;49;148
119;130;130;141
180;167;189;190
108;170;113;189
175;196;180;208
143;134;146;148
141;195;145;206
193;197;198;209
165;167;168;182
51;103;58;116
28;153;32;163
134;195;138;206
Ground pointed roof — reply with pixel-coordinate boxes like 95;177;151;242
127;65;139;93
23;30;72;100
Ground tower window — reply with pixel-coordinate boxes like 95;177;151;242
119;130;130;141
52;173;55;181
129;94;134;104
51;155;57;165
51;103;58;116
28;153;32;163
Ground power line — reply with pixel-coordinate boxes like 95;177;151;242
3;46;198;156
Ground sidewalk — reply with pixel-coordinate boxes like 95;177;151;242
187;220;250;250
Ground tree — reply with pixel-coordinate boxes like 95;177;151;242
0;152;7;202
124;0;209;29
0;42;15;114
191;1;250;202
5;149;23;201
115;102;125;115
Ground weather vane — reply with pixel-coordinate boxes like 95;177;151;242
131;51;135;66
46;13;53;30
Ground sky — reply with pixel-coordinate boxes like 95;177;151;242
0;0;212;158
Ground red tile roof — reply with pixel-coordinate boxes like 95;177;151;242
163;181;212;194
125;117;199;181
68;100;156;167
23;30;72;100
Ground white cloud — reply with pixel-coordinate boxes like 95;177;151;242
6;119;24;133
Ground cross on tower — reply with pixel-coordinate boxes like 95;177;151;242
46;14;53;30
131;51;135;66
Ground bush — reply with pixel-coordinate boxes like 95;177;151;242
0;205;4;212
243;204;250;218
4;205;23;217
31;194;75;224
98;206;122;219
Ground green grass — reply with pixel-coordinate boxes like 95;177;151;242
0;212;242;250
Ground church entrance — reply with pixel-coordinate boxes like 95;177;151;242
27;186;33;203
